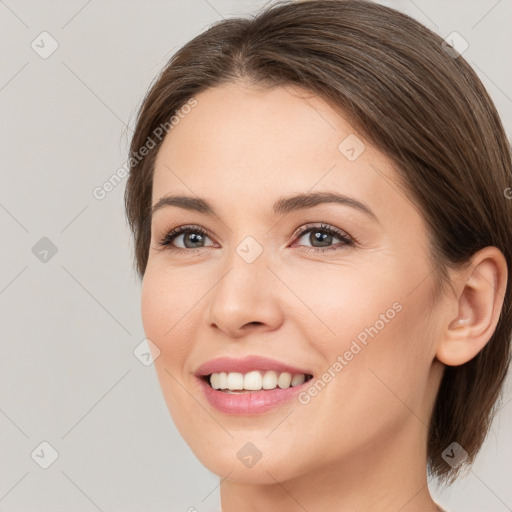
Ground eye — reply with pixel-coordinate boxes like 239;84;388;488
292;223;355;253
157;224;215;253
156;222;355;254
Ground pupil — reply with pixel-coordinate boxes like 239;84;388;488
312;231;331;247
185;233;203;248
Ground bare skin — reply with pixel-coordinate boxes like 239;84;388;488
141;81;507;511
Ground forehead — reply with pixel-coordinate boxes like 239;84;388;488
154;82;356;173
151;82;416;225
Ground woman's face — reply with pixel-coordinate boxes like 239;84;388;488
141;82;446;484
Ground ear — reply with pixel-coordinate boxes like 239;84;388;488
436;246;508;366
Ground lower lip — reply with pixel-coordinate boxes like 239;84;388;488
197;376;310;415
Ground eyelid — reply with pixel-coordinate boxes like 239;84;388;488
292;222;354;243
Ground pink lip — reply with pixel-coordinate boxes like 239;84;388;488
193;356;313;415
194;355;312;377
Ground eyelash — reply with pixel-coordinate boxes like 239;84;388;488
157;223;355;254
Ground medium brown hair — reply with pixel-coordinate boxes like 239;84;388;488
124;0;512;484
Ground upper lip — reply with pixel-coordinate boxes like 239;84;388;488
194;356;313;377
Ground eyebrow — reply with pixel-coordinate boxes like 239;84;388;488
151;191;379;223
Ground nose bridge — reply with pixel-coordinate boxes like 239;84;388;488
216;233;270;303
206;231;282;334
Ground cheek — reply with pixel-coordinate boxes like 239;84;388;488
286;256;434;402
322;273;437;431
140;268;197;366
140;269;200;431
274;260;405;354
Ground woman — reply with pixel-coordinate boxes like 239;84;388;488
124;1;512;510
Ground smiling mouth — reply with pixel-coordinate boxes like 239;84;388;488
202;370;314;393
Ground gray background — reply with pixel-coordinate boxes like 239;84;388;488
1;1;511;511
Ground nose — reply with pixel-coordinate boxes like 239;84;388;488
205;247;284;338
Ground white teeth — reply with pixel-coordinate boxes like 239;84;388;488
291;374;305;386
244;371;263;390
262;370;278;389
208;370;309;391
277;372;292;389
210;373;220;389
218;372;228;389
227;372;244;390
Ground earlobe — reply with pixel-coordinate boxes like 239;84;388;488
436;246;508;367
